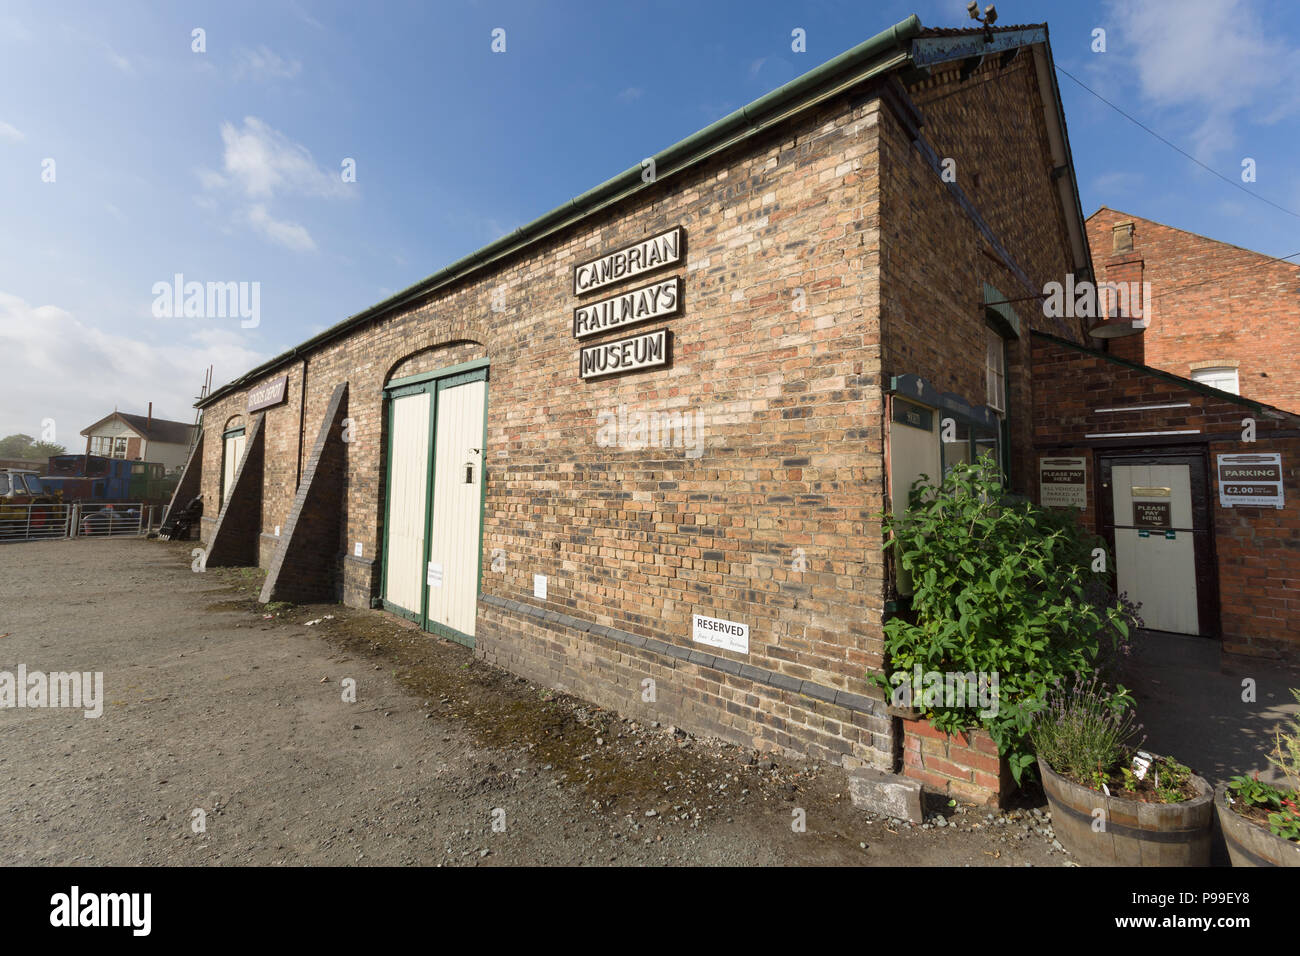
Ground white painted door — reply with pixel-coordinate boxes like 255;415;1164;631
383;391;432;617
425;379;486;638
222;431;246;505
1112;463;1198;635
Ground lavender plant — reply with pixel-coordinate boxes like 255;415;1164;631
1030;672;1143;784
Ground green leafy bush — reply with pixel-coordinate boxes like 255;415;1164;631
874;458;1131;783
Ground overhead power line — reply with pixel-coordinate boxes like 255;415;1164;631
1055;64;1300;221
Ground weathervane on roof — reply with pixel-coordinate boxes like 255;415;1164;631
966;2;998;38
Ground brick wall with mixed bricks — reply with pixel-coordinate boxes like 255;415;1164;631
199;363;305;564
901;717;1012;806
1031;332;1300;663
194;87;897;768
1086;207;1300;411
880;55;1092;504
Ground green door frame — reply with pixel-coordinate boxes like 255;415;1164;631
380;360;489;648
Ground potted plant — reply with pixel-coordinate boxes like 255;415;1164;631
1031;674;1213;866
1216;689;1300;867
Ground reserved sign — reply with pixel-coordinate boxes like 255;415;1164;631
692;614;749;654
579;328;669;380
574;227;682;296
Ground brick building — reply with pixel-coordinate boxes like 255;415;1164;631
1086;207;1300;410
174;15;1297;806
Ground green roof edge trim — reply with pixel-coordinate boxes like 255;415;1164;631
1030;329;1300;421
197;14;925;409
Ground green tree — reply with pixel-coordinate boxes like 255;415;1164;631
0;434;67;461
0;434;35;458
27;440;67;460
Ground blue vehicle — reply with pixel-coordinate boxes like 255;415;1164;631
40;455;177;504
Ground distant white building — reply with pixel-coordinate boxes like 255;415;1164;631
80;407;196;474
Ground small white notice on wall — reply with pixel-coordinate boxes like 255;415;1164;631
1039;456;1087;510
354;542;363;558
692;614;749;654
533;574;548;600
274;525;280;536
427;563;443;587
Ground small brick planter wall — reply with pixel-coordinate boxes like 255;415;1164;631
901;716;1014;807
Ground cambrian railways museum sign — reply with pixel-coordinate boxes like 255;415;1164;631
574;227;683;296
579;328;670;380
574;277;681;339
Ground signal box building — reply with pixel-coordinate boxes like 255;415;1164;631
179;16;1299;804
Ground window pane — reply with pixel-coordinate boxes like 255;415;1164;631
1192;366;1238;395
942;420;971;476
985;328;1006;412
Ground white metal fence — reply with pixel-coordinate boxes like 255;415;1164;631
0;503;164;543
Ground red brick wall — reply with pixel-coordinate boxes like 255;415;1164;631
1032;332;1300;663
1086;208;1300;411
902;717;1012;807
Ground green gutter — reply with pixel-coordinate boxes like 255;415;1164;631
198;14;924;409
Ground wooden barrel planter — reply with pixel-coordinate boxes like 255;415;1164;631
1214;784;1300;867
1038;757;1213;866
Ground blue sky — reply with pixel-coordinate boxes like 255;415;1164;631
1;0;1297;441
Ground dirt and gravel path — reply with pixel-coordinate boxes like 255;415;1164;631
0;537;1066;866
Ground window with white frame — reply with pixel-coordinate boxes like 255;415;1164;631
985;326;1006;413
1191;366;1239;395
89;436;113;456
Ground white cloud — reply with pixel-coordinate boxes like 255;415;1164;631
233;45;302;82
104;45;133;74
247;204;317;252
208;116;346;200
289;1;325;31
0;16;34;43
617;87;643;102
1103;0;1300;158
197;117;352;253
0;119;24;142
0;290;268;440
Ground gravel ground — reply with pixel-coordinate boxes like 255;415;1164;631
0;537;1067;866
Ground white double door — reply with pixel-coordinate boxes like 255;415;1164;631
383;373;486;641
